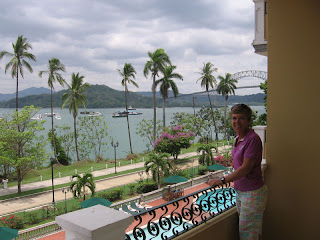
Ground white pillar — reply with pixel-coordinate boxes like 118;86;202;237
106;164;108;169
40;175;43;181
59;172;61;178
91;167;93;172
253;125;267;159
119;162;120;167
130;159;132;164
75;169;77;174
56;205;133;240
2;179;8;188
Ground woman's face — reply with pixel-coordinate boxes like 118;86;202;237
231;113;251;137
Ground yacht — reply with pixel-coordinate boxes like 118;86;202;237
31;114;43;120
88;111;102;117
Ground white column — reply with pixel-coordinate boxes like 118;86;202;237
252;0;267;45
56;205;133;240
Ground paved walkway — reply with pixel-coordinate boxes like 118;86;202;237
0;151;201;216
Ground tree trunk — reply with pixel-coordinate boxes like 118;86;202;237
74;115;80;161
162;97;166;128
152;74;157;141
17;166;22;194
125;85;133;154
16;68;19;112
224;95;227;140
207;93;219;141
51;87;59;164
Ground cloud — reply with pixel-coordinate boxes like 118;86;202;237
0;0;267;95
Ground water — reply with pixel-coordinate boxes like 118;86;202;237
0;106;265;161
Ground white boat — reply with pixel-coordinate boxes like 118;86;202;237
31;114;43;120
128;111;142;115
128;106;136;110
55;114;62;120
112;111;128;118
88;111;102;117
44;112;58;117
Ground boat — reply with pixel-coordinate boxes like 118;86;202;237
44;112;58;117
112;111;128;118
80;111;90;114
55;114;62;120
128;106;136;110
88;111;102;117
127;111;142;115
31;114;43;120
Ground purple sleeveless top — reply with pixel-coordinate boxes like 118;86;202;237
232;129;264;191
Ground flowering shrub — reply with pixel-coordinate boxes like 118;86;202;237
214;155;233;167
154;125;195;160
0;215;24;229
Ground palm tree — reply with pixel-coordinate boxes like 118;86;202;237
0;35;36;112
217;73;238;139
70;173;95;200
155;65;183;128
196;62;219;141
39;58;66;163
62;72;91;161
197;144;217;166
117;63;138;154
144;48;171;140
145;152;172;189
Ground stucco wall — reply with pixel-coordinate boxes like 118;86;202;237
264;0;320;239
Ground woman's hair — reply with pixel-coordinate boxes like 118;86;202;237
231;104;253;122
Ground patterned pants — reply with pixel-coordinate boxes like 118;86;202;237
236;185;268;240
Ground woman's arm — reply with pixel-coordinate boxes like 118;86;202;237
208;157;256;186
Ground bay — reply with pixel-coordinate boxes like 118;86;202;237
0;105;265;161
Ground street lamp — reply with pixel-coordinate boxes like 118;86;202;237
50;157;55;205
62;187;70;213
111;140;119;174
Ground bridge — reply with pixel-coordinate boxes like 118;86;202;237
174;70;267;98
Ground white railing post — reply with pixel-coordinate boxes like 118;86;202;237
59;172;61;178
75;169;77;174
40;175;42;182
91;166;93;172
106;163;108;169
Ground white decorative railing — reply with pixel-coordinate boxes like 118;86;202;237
15;221;62;240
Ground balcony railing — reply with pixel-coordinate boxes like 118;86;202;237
15;221;61;240
125;184;236;240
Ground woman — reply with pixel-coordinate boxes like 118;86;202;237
208;104;267;240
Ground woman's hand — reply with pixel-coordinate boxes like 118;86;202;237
208;178;222;186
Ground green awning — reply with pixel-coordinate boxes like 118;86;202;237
0;227;18;240
80;197;112;208
207;164;228;171
164;175;188;184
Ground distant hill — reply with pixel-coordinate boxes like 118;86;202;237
0;85;265;108
0;87;52;101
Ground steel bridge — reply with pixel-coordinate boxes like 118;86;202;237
175;70;268;98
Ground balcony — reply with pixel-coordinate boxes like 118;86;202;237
252;0;268;56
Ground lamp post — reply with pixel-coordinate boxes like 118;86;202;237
191;159;194;179
62;187;70;213
111;140;119;174
50;157;55;205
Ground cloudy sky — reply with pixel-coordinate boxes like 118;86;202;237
0;0;267;95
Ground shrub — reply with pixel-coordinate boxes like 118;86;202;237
0;215;24;229
25;212;41;224
136;182;158;193
127;183;136;195
198;166;208;175
96;155;104;162
97;188;124;202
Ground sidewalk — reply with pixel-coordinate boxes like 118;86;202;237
0;151;200;197
0;151;201;216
